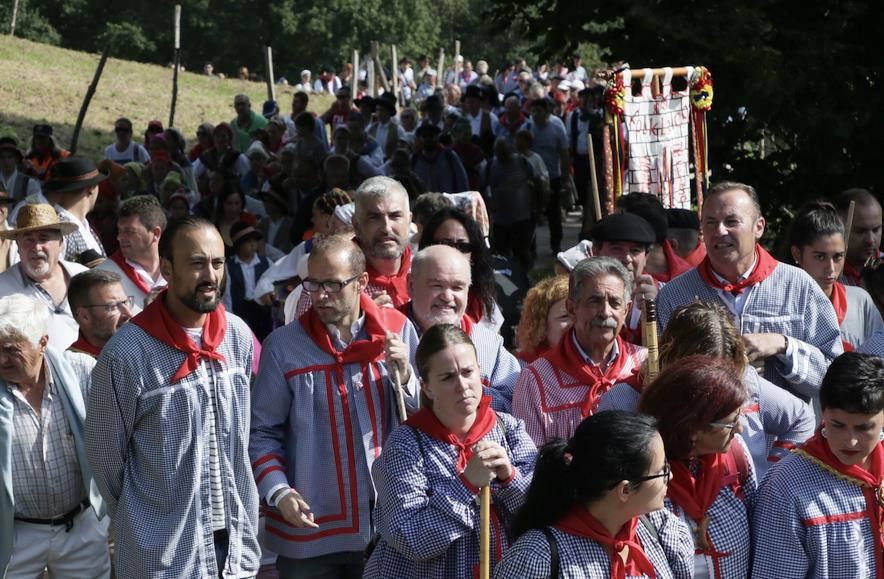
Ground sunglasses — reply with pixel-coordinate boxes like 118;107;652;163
434;239;474;254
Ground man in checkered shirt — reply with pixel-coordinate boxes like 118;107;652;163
86;217;261;578
250;234;420;578
400;244;522;412
657;182;843;405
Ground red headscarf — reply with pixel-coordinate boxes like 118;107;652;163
541;330;638;417
796;429;884;575
131;290;227;382
555;505;657;579
697;245;779;295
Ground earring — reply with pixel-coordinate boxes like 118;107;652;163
879;430;884;442
821;427;828;439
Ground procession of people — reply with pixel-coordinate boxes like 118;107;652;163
0;50;882;579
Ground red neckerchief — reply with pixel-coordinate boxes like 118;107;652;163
843;250;881;286
796;429;884;575
464;290;484;324
109;250;152;295
365;246;412;308
684;242;707;267
405;395;496;473
555;505;657;579
697;245;779;295
830;281;855;351
131;291;227;383
667;454;728;555
460;314;474;335
499;112;527;135
300;293;406;364
541;329;635;417
653;239;693;283
68;332;102;358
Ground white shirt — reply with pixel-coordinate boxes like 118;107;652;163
465;111;500;138
103;142;150;164
572;331;620;371
711;253;759;318
234;254;261;301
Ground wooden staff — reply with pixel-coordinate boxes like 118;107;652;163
844;200;856;253
390;366;407;423
643;299;660;381
588;132;602;221
479;485;491;579
391;44;399;100
70;44;110;154
264;46;276;102
169;4;181;128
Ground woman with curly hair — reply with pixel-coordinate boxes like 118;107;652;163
419;207;502;331
515;275;572;365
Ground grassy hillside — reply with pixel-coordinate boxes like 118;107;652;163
0;35;332;160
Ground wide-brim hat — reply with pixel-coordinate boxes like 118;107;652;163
43;156;108;194
0;203;78;239
463;84;483;101
0;190;16;205
376;93;397;114
0;137;23;161
230;223;263;248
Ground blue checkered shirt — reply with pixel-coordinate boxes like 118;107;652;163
493;508;695;579
363;412;537;578
752;448;883;578
858;329;884;356
85;313;261;578
656;262;843;402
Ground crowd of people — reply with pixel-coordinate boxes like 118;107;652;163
0;51;882;579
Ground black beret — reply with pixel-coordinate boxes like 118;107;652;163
666;208;700;230
592;213;656;245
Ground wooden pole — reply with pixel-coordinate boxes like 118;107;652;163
372;41;390;93
643;300;660;381
479;486;491;579
263;46;276;102
845;200;856;253
588;133;602;221
454;40;461;84
352;49;359;89
367;59;376;97
169;4;181;128
390;367;407;423
391;45;399;100
70;45;110;154
9;0;19;36
437;48;445;88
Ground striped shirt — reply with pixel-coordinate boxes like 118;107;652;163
7;364;85;519
493;508;695;579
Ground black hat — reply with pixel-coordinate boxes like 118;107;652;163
230;221;263;249
376;93;397;114
482;84;501;108
422;94;443;111
415;122;441;138
354;95;375;109
32;124;53;137
591;213;656;245
0;136;23;161
667;208;700;230
262;99;279;119
463;85;483;101
77;249;106;268
43;156;108;194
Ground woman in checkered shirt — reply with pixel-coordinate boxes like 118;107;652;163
363;324;538;578
494;410;694;578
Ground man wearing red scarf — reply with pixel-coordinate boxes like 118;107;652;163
250;235;420;578
67;269;132;358
96;195;166;313
85;217;261;578
513;256;646;446
400;245;522;412
836;188;882;287
657;182;842;403
752;352;884;578
294;176;414;318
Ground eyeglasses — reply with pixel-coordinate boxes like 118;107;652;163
81;297;134;313
434;239;474;254
709;415;742;431
302;274;360;294
632;460;672;484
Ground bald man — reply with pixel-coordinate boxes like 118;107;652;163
401;245;523;412
836;188;882;286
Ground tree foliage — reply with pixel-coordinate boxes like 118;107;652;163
484;0;883;209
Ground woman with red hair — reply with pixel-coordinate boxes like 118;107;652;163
638;356;756;579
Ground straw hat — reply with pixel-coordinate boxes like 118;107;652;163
0;204;77;239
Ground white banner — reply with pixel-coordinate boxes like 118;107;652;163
622;67;692;209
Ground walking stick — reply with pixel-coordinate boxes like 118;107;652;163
70;44;110;154
479;485;491;579
390;366;408;423
844;200;856;254
643;298;660;381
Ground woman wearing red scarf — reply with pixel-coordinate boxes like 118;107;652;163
364;324;537;579
638;356;757;579
495;411;694;578
789;201;883;351
753;352;884;578
515;275;572;366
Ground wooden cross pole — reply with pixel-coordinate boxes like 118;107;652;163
353;49;360;88
367;58;376;97
372;41;390;93
10;0;19;36
437;48;445;89
70;45;110;154
263;46;276;102
169;4;182;128
391;44;399;100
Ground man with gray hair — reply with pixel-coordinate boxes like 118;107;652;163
295;176;414;316
231;93;268;153
0;294;110;578
401;244;522;411
512;256;647;446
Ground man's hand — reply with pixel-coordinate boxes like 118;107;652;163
384;331;411;384
634;273;658;302
742;333;787;366
463;441;513;488
275;489;319;529
373;291;393;308
257;291;274;306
